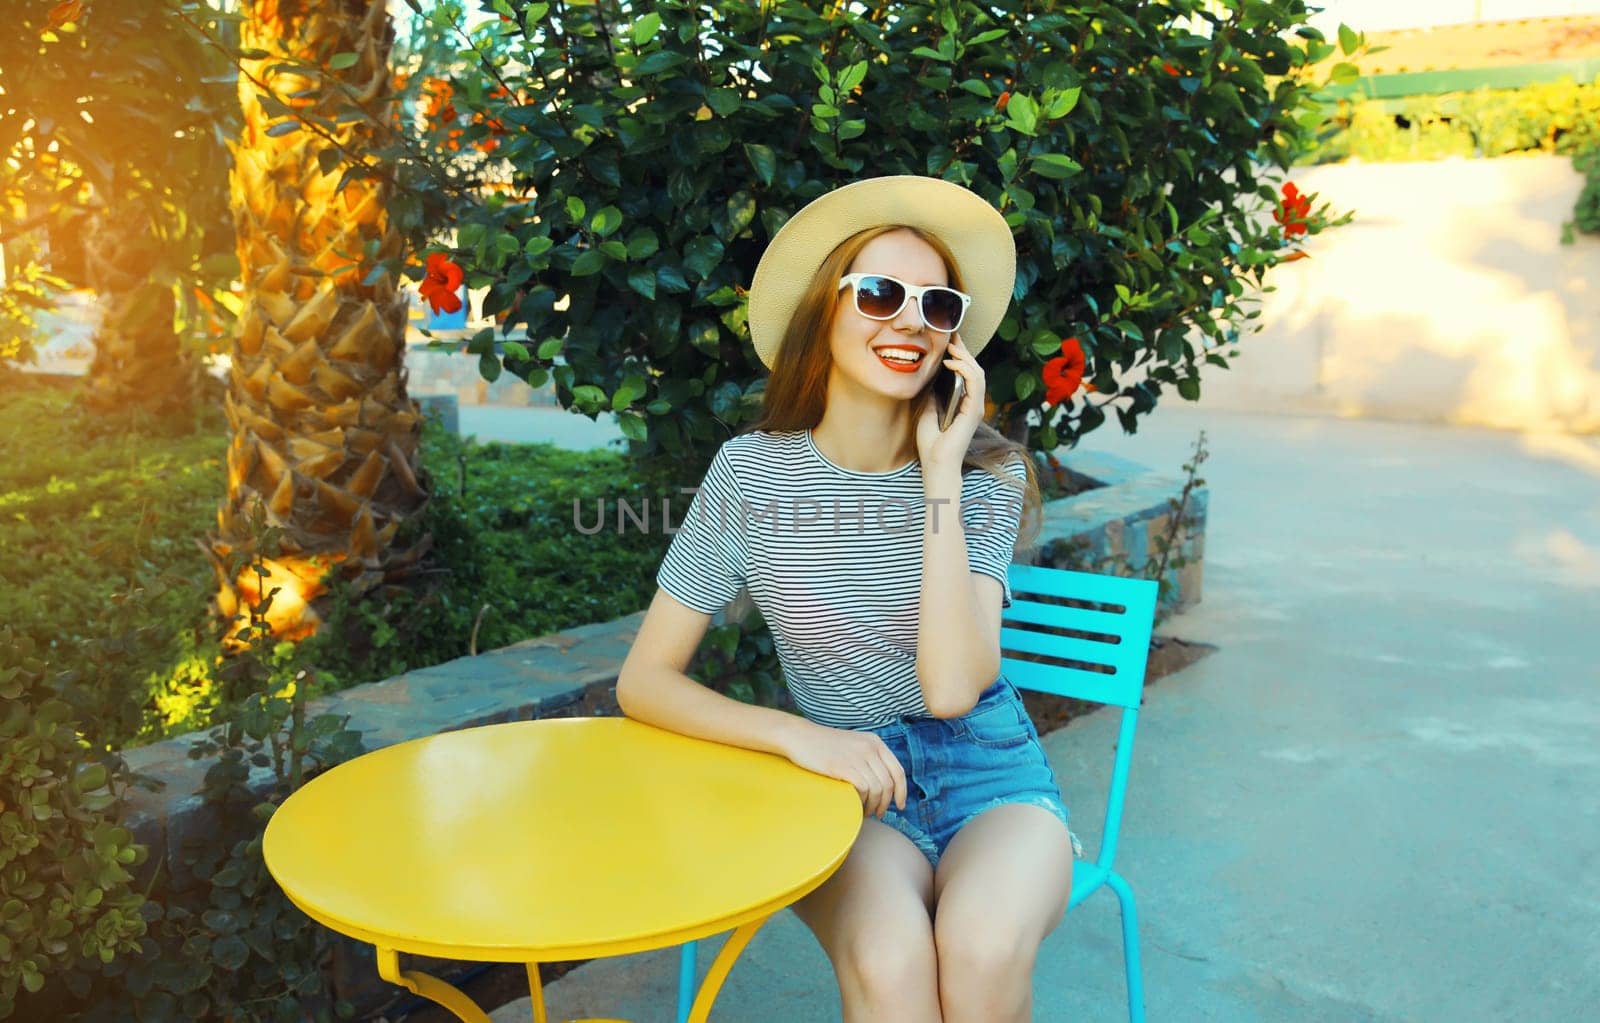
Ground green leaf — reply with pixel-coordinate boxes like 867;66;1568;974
571;249;606;276
969;28;1007;46
329;52;359;71
706;88;741;116
625;229;660;260
502;340;530;361
1031;334;1064;357
998;147;1018;182
911;46;949;62
682;236;725;280
565;196;586;224
1177;376;1200;401
479;351;502;382
1005;93;1038;135
632;11;662;45
600;240;628;261
724;191;756;237
537;337;564;359
1047;86;1081;120
591;206;623;237
524;236;554;259
688;319;720;356
958;78;992;98
634;50;686;77
264;121;300;138
316;148;341;175
743;143;777;186
839;60;869;92
1338;23;1359;56
628;266;657;298
1030;153;1081;179
656;262;689;293
618;411;648;441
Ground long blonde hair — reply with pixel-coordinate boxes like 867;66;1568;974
744;224;1043;553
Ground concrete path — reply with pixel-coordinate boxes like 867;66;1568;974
474;403;1600;1022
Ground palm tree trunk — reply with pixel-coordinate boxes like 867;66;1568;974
209;0;429;645
80;204;195;416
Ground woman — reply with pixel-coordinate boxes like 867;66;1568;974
616;175;1078;1022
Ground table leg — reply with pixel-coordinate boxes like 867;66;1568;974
684;915;772;1023
376;946;492;1023
526;962;548;1023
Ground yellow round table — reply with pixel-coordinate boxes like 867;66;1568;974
263;716;860;1023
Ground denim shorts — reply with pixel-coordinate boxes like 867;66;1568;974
858;675;1082;869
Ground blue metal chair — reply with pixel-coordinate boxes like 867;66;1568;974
1001;562;1156;1023
674;563;1157;1023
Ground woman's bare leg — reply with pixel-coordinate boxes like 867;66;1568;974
930;804;1074;1023
791;818;943;1023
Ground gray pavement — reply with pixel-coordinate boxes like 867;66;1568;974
482;404;1600;1022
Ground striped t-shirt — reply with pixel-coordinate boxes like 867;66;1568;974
655;428;1026;729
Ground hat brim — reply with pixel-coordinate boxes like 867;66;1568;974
747;176;1016;370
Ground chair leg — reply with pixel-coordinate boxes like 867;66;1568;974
1104;872;1145;1023
676;940;697;1023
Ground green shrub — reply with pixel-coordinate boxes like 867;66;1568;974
308;424;679;687
0;386;230;747
1564;145;1600;243
348;0;1360;456
1304;74;1600;164
0;628;146;1019
0;383;679;749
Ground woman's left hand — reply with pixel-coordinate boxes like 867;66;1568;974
915;333;985;476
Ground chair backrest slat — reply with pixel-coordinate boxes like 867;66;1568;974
1001;564;1158;711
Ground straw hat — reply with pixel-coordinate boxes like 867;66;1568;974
746;175;1016;370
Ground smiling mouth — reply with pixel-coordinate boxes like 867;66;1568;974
873;346;926;372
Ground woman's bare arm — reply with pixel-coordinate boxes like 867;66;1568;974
616;588;807;758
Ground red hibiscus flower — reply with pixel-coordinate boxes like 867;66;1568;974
1161;61;1179;76
1273;181;1312;238
419;252;464;315
1041;336;1086;408
995;90;1011;112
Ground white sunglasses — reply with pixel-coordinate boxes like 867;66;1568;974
837;273;972;334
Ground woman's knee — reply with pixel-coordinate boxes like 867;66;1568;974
932;909;1036;983
836;908;939;1001
793;819;939;996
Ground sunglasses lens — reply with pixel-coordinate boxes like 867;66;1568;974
921;289;964;332
853;275;906;319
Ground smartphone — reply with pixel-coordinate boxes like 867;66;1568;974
938;367;966;432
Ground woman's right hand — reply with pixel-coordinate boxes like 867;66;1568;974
780;719;907;820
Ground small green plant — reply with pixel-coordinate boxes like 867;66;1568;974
1562;145;1600;244
78;535;364;1023
1147;431;1209;625
0;628;146;1020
